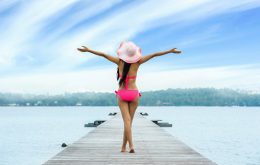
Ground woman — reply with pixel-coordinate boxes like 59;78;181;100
77;40;181;153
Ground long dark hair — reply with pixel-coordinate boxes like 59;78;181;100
117;59;131;88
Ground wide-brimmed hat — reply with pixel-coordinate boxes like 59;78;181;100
117;40;142;63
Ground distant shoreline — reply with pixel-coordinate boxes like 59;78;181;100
1;88;260;106
0;105;259;107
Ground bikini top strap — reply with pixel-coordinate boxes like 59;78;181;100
119;73;137;79
119;73;137;90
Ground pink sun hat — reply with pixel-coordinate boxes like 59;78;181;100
117;40;142;63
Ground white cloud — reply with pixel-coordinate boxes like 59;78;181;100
139;64;260;93
0;67;118;94
3;0;259;68
1;0;260;93
0;64;259;94
0;0;122;67
0;0;79;66
39;0;260;69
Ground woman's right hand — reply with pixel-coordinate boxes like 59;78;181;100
77;46;90;52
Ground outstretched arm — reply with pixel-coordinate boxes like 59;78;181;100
77;46;120;65
138;48;181;65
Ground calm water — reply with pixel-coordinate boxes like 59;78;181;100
0;106;259;165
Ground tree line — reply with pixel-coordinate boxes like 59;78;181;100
0;88;259;106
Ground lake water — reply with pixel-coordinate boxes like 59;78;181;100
0;106;259;165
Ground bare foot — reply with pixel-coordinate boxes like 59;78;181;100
120;146;126;152
129;148;135;153
129;145;135;153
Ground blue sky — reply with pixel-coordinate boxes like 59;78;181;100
0;0;260;94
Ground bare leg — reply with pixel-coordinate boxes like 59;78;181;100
118;97;132;152
121;103;131;149
121;127;127;151
120;97;140;151
128;96;140;151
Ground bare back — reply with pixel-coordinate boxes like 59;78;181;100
117;59;140;90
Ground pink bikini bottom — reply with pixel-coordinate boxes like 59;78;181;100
115;89;142;102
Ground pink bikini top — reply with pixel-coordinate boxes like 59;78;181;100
119;73;137;90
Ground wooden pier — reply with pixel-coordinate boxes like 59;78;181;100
43;113;217;165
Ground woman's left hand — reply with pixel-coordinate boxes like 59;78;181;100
169;48;182;54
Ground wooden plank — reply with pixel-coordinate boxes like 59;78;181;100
43;113;217;165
